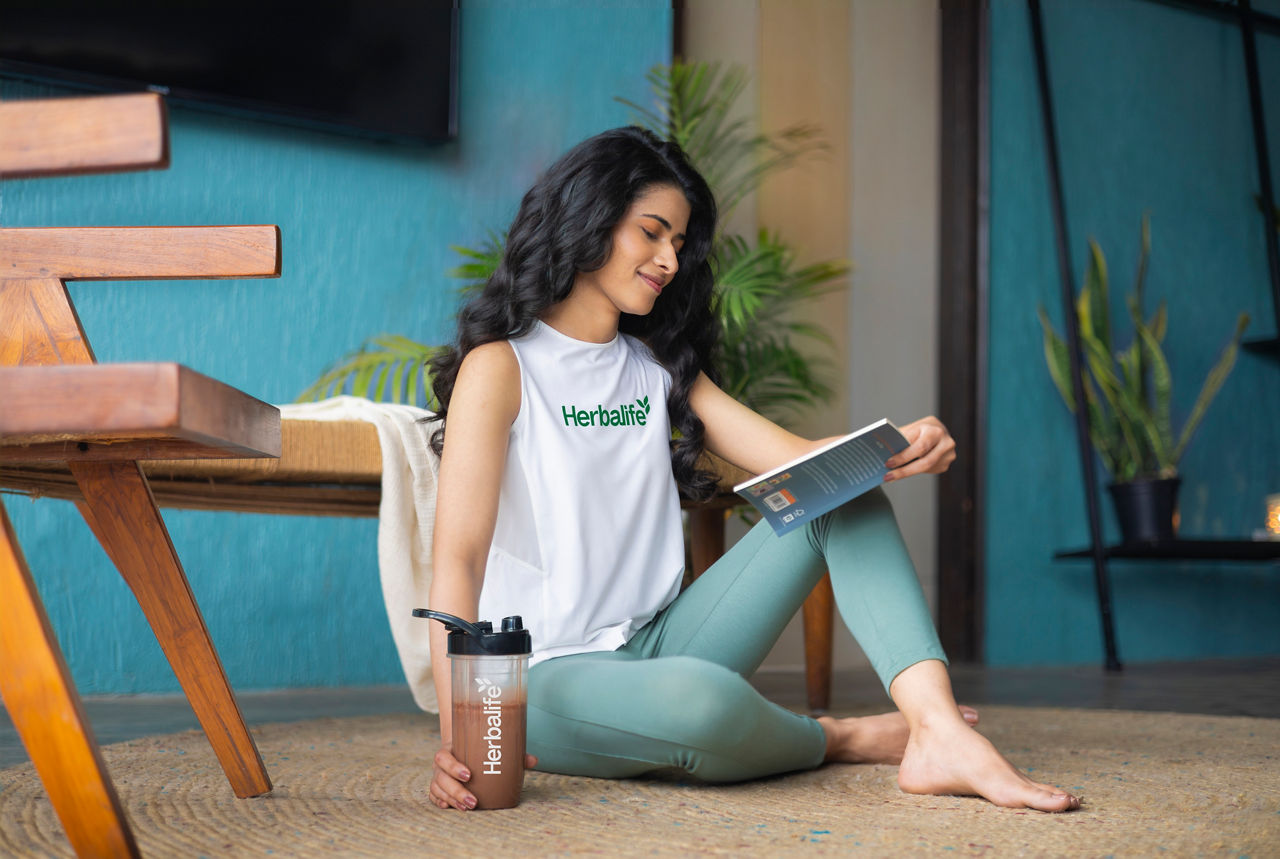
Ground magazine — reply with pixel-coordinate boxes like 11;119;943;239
733;419;910;536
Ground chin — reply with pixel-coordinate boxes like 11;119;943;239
619;297;659;317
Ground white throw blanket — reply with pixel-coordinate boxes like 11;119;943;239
279;396;441;713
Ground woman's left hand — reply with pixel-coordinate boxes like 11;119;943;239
883;416;956;482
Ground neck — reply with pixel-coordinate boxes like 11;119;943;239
541;284;620;344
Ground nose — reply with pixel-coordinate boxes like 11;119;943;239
655;241;678;274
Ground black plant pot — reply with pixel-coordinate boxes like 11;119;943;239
1108;477;1181;544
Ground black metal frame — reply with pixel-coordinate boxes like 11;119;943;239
938;0;990;663
1028;0;1122;671
1028;0;1280;670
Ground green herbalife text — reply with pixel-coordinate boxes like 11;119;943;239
561;396;651;428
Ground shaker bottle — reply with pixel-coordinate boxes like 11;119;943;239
413;609;532;809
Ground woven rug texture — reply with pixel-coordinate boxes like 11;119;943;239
1;706;1277;857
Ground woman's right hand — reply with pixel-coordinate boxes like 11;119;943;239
430;744;476;811
429;745;539;811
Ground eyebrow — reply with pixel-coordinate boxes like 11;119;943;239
641;213;686;240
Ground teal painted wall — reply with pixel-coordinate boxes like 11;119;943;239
1;1;672;693
986;0;1280;665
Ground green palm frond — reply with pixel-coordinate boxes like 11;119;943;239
713;229;848;420
446;230;506;294
617;62;826;228
298;335;443;407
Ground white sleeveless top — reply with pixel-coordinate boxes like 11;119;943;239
477;320;685;665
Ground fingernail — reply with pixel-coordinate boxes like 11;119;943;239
464;796;477;809
458;769;470;781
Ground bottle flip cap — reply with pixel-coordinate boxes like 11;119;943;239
412;609;532;656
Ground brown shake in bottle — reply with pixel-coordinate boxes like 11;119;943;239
453;699;527;809
413;610;533;810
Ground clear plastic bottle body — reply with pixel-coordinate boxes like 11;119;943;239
449;653;529;809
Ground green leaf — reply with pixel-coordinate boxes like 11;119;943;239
1173;312;1250;462
1083;238;1111;354
446;231;506;293
297;335;443;407
618;61;826;227
1038;305;1076;412
1133;311;1173;464
1081;332;1145;474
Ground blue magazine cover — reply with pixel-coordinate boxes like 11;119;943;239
733;419;909;536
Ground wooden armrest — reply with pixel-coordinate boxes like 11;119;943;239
0;363;280;461
0;226;281;280
0;93;168;179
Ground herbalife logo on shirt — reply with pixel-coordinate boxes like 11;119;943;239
561;396;650;428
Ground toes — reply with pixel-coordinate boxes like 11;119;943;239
1025;785;1080;813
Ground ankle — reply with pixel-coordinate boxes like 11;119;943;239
817;716;846;762
905;707;967;736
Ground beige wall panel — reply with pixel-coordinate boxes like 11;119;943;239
681;0;760;238
756;0;856;673
849;0;941;631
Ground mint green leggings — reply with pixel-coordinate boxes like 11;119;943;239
526;488;947;783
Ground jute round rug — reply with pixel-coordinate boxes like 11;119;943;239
1;706;1277;857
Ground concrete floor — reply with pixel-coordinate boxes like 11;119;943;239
4;658;1279;770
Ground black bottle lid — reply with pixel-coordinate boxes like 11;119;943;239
412;609;532;656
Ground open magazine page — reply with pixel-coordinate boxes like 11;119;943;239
733;419;909;536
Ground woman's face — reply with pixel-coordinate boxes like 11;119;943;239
576;183;691;317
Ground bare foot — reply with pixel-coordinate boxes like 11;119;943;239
819;706;979;765
897;714;1080;812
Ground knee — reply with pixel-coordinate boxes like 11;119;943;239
807;486;896;545
644;657;758;749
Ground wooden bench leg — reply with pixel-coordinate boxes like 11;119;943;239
687;506;727;577
0;503;140;857
802;573;834;712
69;460;272;798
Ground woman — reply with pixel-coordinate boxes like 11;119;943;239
426;126;1079;813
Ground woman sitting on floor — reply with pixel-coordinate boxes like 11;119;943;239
425;126;1080;813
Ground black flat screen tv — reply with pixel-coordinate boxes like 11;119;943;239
0;0;459;144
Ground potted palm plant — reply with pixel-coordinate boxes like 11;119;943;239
1038;214;1250;543
301;61;849;427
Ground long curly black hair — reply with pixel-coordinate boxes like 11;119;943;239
428;126;722;501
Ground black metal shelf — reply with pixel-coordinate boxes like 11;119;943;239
1243;336;1280;359
1055;539;1280;562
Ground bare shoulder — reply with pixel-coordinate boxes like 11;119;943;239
453;340;521;421
459;340;519;378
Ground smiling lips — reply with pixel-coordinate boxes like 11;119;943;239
639;272;666;293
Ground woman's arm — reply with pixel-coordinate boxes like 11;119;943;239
689;372;955;480
427;340;521;810
689;371;836;475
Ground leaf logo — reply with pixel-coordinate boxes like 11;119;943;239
637;396;650;415
475;677;490;689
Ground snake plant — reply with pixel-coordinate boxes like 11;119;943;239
301;61;849;423
1038;214;1249;482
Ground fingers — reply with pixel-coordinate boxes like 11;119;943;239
430;747;476;811
428;749;536;810
885;417;956;481
887;439;955;480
